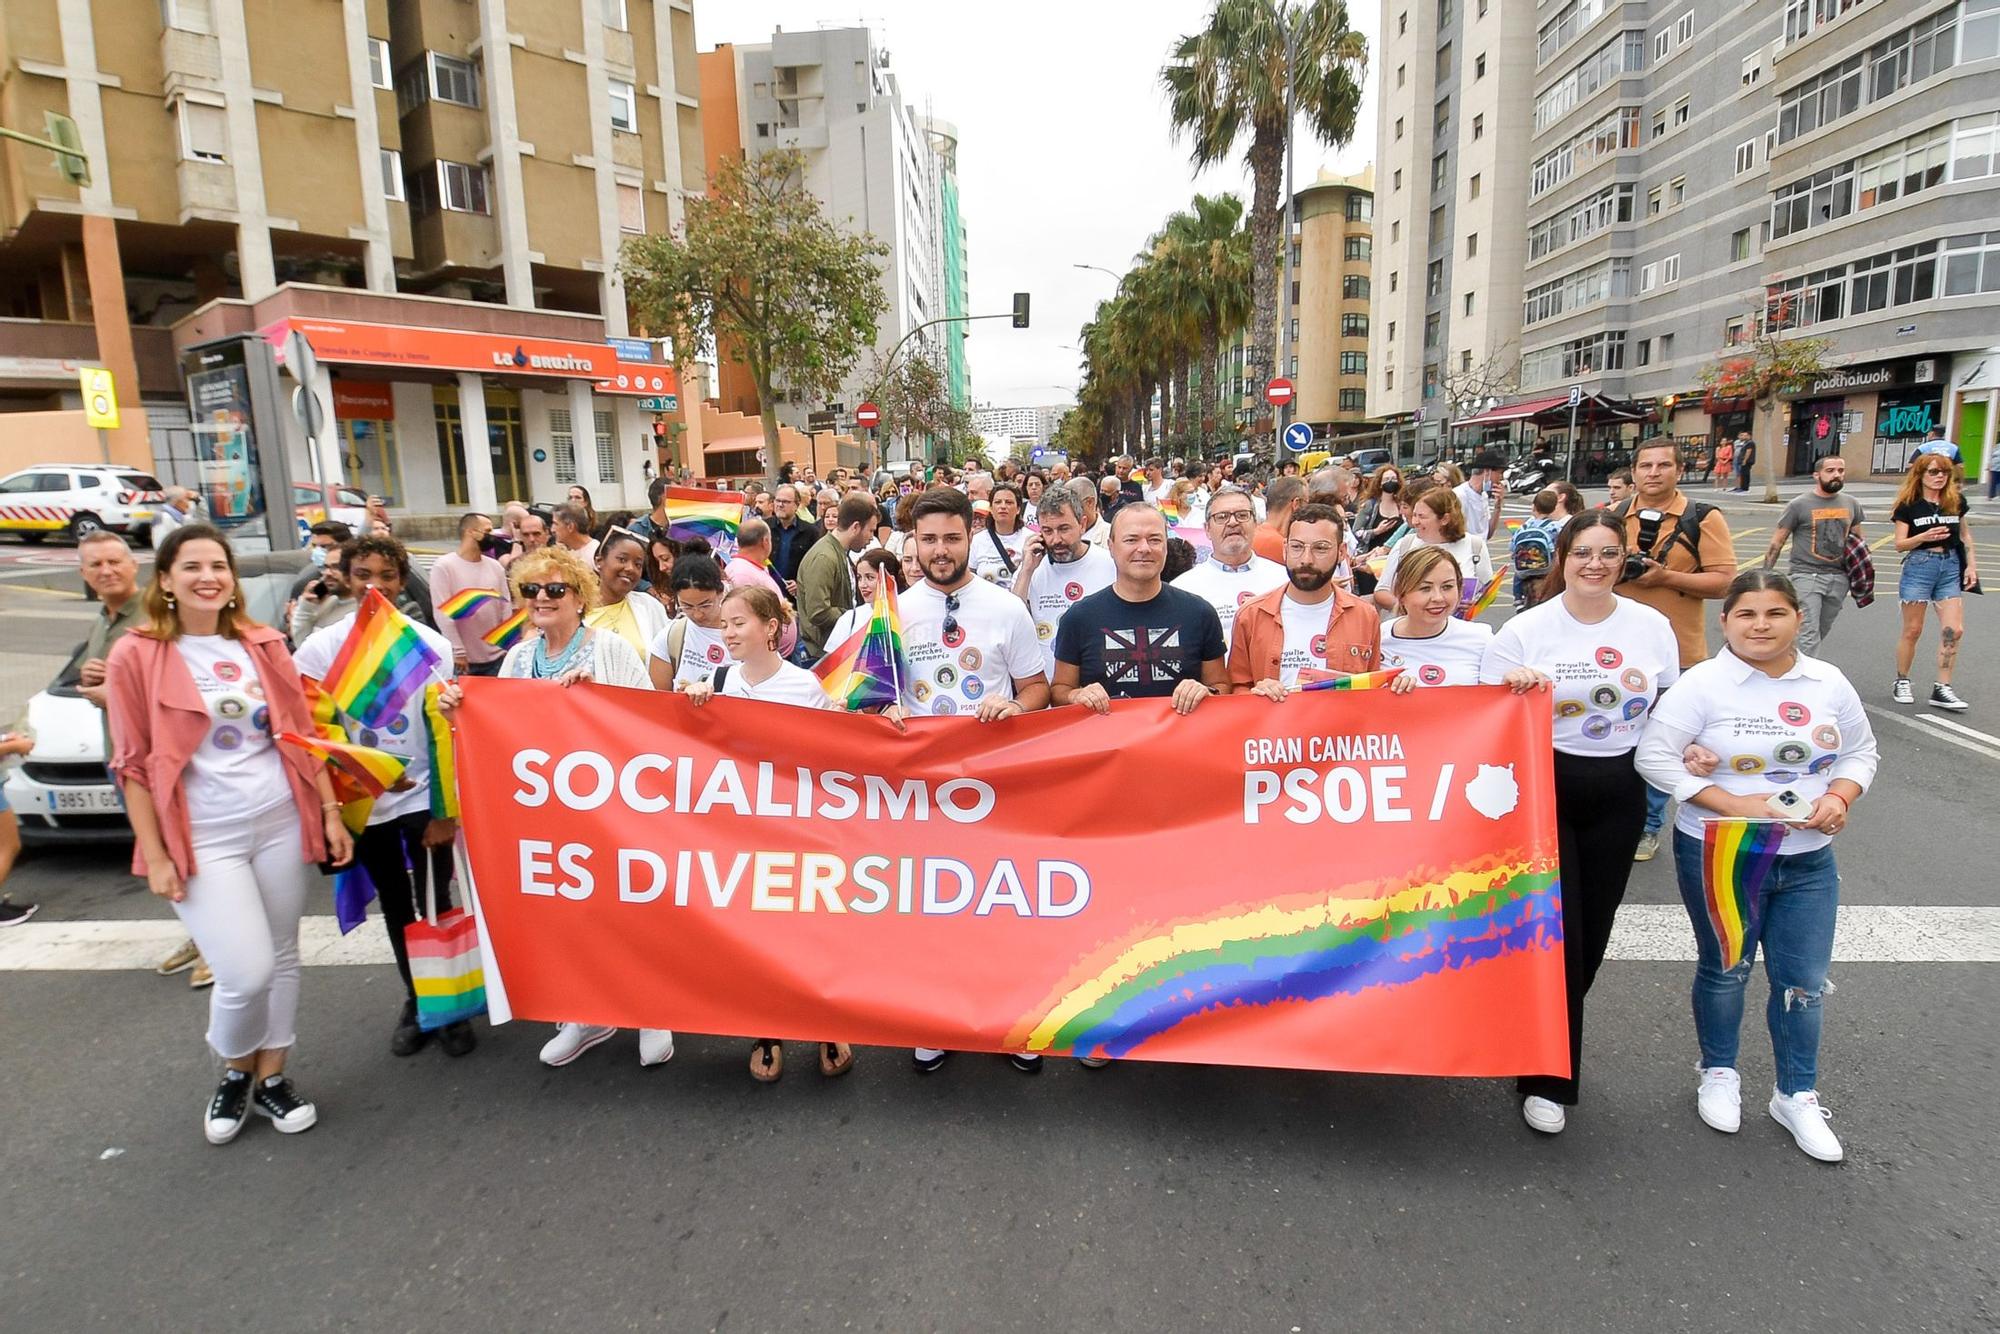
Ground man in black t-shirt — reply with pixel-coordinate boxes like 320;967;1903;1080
1052;504;1228;713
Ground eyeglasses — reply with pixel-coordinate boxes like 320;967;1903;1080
519;582;573;600
943;591;960;640
1570;547;1624;566
1209;509;1255;526
1284;541;1342;558
1923;468;1952;477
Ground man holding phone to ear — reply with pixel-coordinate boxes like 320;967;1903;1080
1613;440;1738;861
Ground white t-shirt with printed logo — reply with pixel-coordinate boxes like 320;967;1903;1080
1024;543;1116;677
898;577;1045;717
1277;592;1330;687
1480;595;1681;756
176;635;288;823
714;660;841;711
970;526;1031;585
1381;617;1494;687
649;618;730;687
295;612;457;825
1171;555;1288;650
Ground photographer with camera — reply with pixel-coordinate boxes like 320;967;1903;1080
1613;440;1738;861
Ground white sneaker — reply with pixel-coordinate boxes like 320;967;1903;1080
1522;1095;1567;1134
1696;1067;1741;1133
1892;677;1915;705
637;1027;676;1067
1768;1088;1844;1162
1632;831;1660;862
539;1023;617;1067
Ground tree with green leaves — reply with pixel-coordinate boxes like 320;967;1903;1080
1699;325;1832;503
621;149;888;487
865;349;974;464
1163;0;1366;457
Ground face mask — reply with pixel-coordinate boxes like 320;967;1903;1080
309;546;328;567
1822;478;1844;493
1381;478;1401;494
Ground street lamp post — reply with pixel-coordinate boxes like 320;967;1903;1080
1276;1;1298;466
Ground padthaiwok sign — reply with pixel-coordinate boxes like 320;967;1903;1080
452;681;1570;1077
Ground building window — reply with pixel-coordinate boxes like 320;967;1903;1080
1431;152;1449;191
1468;173;1481;199
1339;389;1368;413
1735;139;1757;174
1429;206;1447;247
1343;274;1372;300
437;159;490;214
1672;97;1690;129
1391;220;1401;242
1660;332;1675;359
1459;350;1473;372
1340;351;1369;374
1520;331;1626;387
1398;64;1406;88
1346;193;1372;221
1731;227;1752;261
1636;337;1652;366
1464;291;1476;315
602;0;628;32
1724;317;1748;345
428;53;480;108
1395;117;1405;141
1476;53;1487;79
609;79;638;132
1742;53;1763;88
1342;313;1370;337
1473;113;1484;140
1345;236;1372;262
594;410;619;487
367;37;392;91
1399;10;1408;34
1663;253;1681;284
1535;30;1646;133
1437;0;1453;25
1640;261;1658;292
1388;321;1397;342
1393;169;1403;191
756;123;769;138
1466;233;1479;256
1769;115;2000;242
379;148;403;201
1385;369;1395;391
1525;257;1631;325
1654;29;1671;60
1652;110;1667;140
1391;272;1400;291
176;100;228;164
161;0;213;35
1538;0;1617;67
1647;184;1663;215
549;409;578;485
1427;260;1444;296
1436;43;1451;81
1529;105;1641;199
618;182;645;233
1669;175;1686;206
1676;10;1694;43
1528;182;1636;261
1424;313;1441;348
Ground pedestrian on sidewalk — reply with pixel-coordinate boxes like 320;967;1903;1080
1763;455;1864;655
1890;454;1977;711
1733;433;1757;493
1712;439;1734;492
107;523;354;1145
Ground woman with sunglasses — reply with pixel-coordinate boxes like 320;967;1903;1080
1637;570;1877;1161
438;544;668;1071
682;585;855;1083
1890;453;1977;710
1480;512;1681;1136
586;528;670;659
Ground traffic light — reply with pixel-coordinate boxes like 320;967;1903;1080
44;112;88;187
1011;292;1030;329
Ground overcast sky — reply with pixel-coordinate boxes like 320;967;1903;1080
693;1;1379;410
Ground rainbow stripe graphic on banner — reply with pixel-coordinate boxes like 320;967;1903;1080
1701;819;1788;970
813;580;907;710
323;588;443;728
1459;575;1505;621
665;486;745;556
1009;859;1561;1059
423;683;459;820
277;731;408;798
439;588;507;621
482;608;528;650
1297;667;1404;692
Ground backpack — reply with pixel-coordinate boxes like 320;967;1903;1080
1613;497;1719;570
1509;518;1558;579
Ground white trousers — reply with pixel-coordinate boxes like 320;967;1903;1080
174;802;313;1059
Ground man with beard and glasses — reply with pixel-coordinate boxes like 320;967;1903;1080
1170;486;1287;652
1012;484;1115;677
885;487;1050;1078
1231;503;1382;695
1763;453;1864;655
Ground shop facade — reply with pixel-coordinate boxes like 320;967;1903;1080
1770;356;1949;478
1944;349;2000;483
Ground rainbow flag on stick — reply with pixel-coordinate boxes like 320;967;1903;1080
1702;819;1788;970
482;608;528;651
813;579;908;711
1458;575;1505;621
423;683;459;820
277;731;409;799
1297;667;1405;692
323;588;444;729
439;588;507;621
665;486;746;558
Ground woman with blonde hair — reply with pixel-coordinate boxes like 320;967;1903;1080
107;523;354;1143
1373;485;1493;610
682;584;855;1083
1381;546;1495;692
1890;452;1977;709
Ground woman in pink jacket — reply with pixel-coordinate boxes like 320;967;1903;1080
108;524;353;1146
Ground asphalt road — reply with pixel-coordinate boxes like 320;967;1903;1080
2;486;1996;1332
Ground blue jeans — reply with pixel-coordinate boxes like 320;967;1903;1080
1898;548;1963;603
1672;832;1839;1095
1644;782;1669;834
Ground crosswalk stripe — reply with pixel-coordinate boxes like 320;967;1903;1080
1;906;1994;973
1865;704;2000;762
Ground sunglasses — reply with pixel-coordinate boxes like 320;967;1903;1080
943;591;960;640
519;582;573;600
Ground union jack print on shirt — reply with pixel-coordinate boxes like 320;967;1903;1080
1101;625;1188;687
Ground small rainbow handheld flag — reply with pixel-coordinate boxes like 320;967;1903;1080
323;588;444;729
1701;819;1788;970
439;588;507;621
813;579;908;710
665;486;746;557
1458;575;1505;621
482;608;528;650
423;682;459;820
277;731;409;799
1297;667;1405;692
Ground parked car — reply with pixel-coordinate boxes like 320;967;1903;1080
2;646;124;844
0;465;165;545
1347;448;1392;474
293;481;370;532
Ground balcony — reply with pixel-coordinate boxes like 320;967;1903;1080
775;124;827;151
177;159;237;218
159;24;222;100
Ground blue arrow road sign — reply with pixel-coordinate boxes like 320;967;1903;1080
1283;422;1314;451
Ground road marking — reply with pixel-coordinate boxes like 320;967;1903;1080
1913;713;2000;748
0;906;1995;972
1865;703;2000;761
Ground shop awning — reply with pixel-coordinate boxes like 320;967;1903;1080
1455;393;1572;427
1457;391;1650;428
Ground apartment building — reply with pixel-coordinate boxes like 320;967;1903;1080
1368;0;1536;450
0;0;705;512
700;28;966;462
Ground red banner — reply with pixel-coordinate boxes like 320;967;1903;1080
454;681;1569;1076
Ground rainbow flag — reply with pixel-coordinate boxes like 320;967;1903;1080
665;486;746;557
1297;667;1405;692
1458;575;1505;620
813;579;908;710
277;731;408;799
1158;499;1183;524
423;683;459;820
1701;819;1788;970
439;588;507;621
482;608;528;650
323;588;443;728
300;677;375;832
302;676;343;742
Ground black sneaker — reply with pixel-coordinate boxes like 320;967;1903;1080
204;1069;253;1145
1009;1053;1044;1075
1930;682;1970;712
0;898;39;927
911;1048;949;1074
439;1020;478;1058
252;1075;318;1134
390;1000;430;1057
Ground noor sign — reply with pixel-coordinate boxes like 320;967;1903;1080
453;682;1570;1076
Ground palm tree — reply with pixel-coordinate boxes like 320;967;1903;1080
1163;0;1366;454
1163;193;1252;448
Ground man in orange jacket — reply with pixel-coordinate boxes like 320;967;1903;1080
1230;503;1381;694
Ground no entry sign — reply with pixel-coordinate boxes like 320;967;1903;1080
855;402;881;428
1265;378;1294;407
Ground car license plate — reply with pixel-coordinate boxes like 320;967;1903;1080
48;788;123;814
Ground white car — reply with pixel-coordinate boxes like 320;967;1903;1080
0;464;166;544
2;648;125;844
